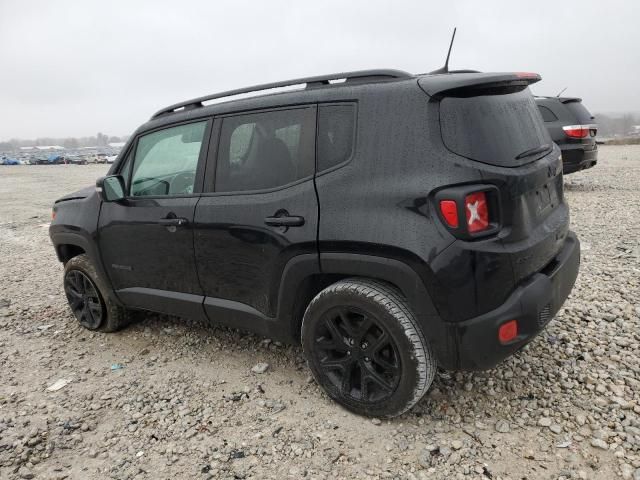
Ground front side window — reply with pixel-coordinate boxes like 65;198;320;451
130;121;207;197
215;107;315;192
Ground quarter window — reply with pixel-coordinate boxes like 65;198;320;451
215;107;315;192
130;121;207;197
317;104;356;171
538;105;558;122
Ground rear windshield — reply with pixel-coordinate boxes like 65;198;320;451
564;101;594;124
440;88;551;167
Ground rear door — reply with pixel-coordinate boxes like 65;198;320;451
193;105;319;322
98;119;211;319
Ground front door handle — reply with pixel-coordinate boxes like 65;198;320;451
264;215;305;227
158;217;189;227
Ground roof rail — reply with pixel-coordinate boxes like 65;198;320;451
150;69;412;119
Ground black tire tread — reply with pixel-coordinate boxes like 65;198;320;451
64;254;135;332
302;277;436;418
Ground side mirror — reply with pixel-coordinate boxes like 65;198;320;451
97;175;125;202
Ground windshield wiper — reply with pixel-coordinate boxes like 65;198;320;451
516;144;551;160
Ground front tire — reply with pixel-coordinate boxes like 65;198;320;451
301;278;436;418
63;254;136;332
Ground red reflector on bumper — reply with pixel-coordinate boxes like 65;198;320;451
498;320;518;344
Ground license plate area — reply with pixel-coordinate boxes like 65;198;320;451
534;182;557;216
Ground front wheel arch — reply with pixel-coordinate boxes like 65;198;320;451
57;243;86;264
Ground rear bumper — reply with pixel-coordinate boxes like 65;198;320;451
452;231;580;370
562;145;598;174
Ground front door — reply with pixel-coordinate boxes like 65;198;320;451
98;119;211;319
194;106;319;324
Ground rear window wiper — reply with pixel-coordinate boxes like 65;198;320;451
515;144;551;160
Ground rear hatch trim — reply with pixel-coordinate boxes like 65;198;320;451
418;72;541;98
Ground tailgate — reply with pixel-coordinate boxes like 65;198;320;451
496;150;569;284
437;86;552;168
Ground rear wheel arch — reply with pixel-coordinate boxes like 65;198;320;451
300;277;437;417
313;253;456;370
278;253;452;363
318;252;440;319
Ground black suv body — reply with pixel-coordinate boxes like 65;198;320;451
50;69;580;417
535;96;598;174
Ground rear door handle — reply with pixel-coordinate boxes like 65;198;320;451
264;215;305;227
158;217;189;227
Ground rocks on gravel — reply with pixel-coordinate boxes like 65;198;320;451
591;438;609;450
1;148;640;479
495;420;510;433
251;362;270;374
538;417;552;427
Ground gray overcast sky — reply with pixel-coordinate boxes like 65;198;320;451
1;0;638;139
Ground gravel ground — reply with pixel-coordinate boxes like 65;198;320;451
0;146;638;480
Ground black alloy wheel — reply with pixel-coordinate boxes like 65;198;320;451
312;306;401;404
64;270;104;329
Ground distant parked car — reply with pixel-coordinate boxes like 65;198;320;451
50;154;66;164
35;154;65;165
1;156;21;165
66;155;89;165
106;155;118;164
535;96;598;174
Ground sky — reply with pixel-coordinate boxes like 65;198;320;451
1;0;638;140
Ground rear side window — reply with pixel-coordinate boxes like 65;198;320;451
215;107;315;192
538;105;558;122
564;101;594;124
317;104;356;171
440;88;551;167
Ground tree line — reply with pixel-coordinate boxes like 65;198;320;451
0;133;129;152
594;113;640;138
2;112;639;152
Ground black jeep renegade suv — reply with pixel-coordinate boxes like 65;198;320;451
50;69;580;418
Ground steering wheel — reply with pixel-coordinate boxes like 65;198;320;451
170;172;195;195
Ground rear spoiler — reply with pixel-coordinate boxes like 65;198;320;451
418;72;541;98
559;97;583;104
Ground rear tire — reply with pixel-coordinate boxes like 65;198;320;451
301;278;436;418
63;254;136;332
